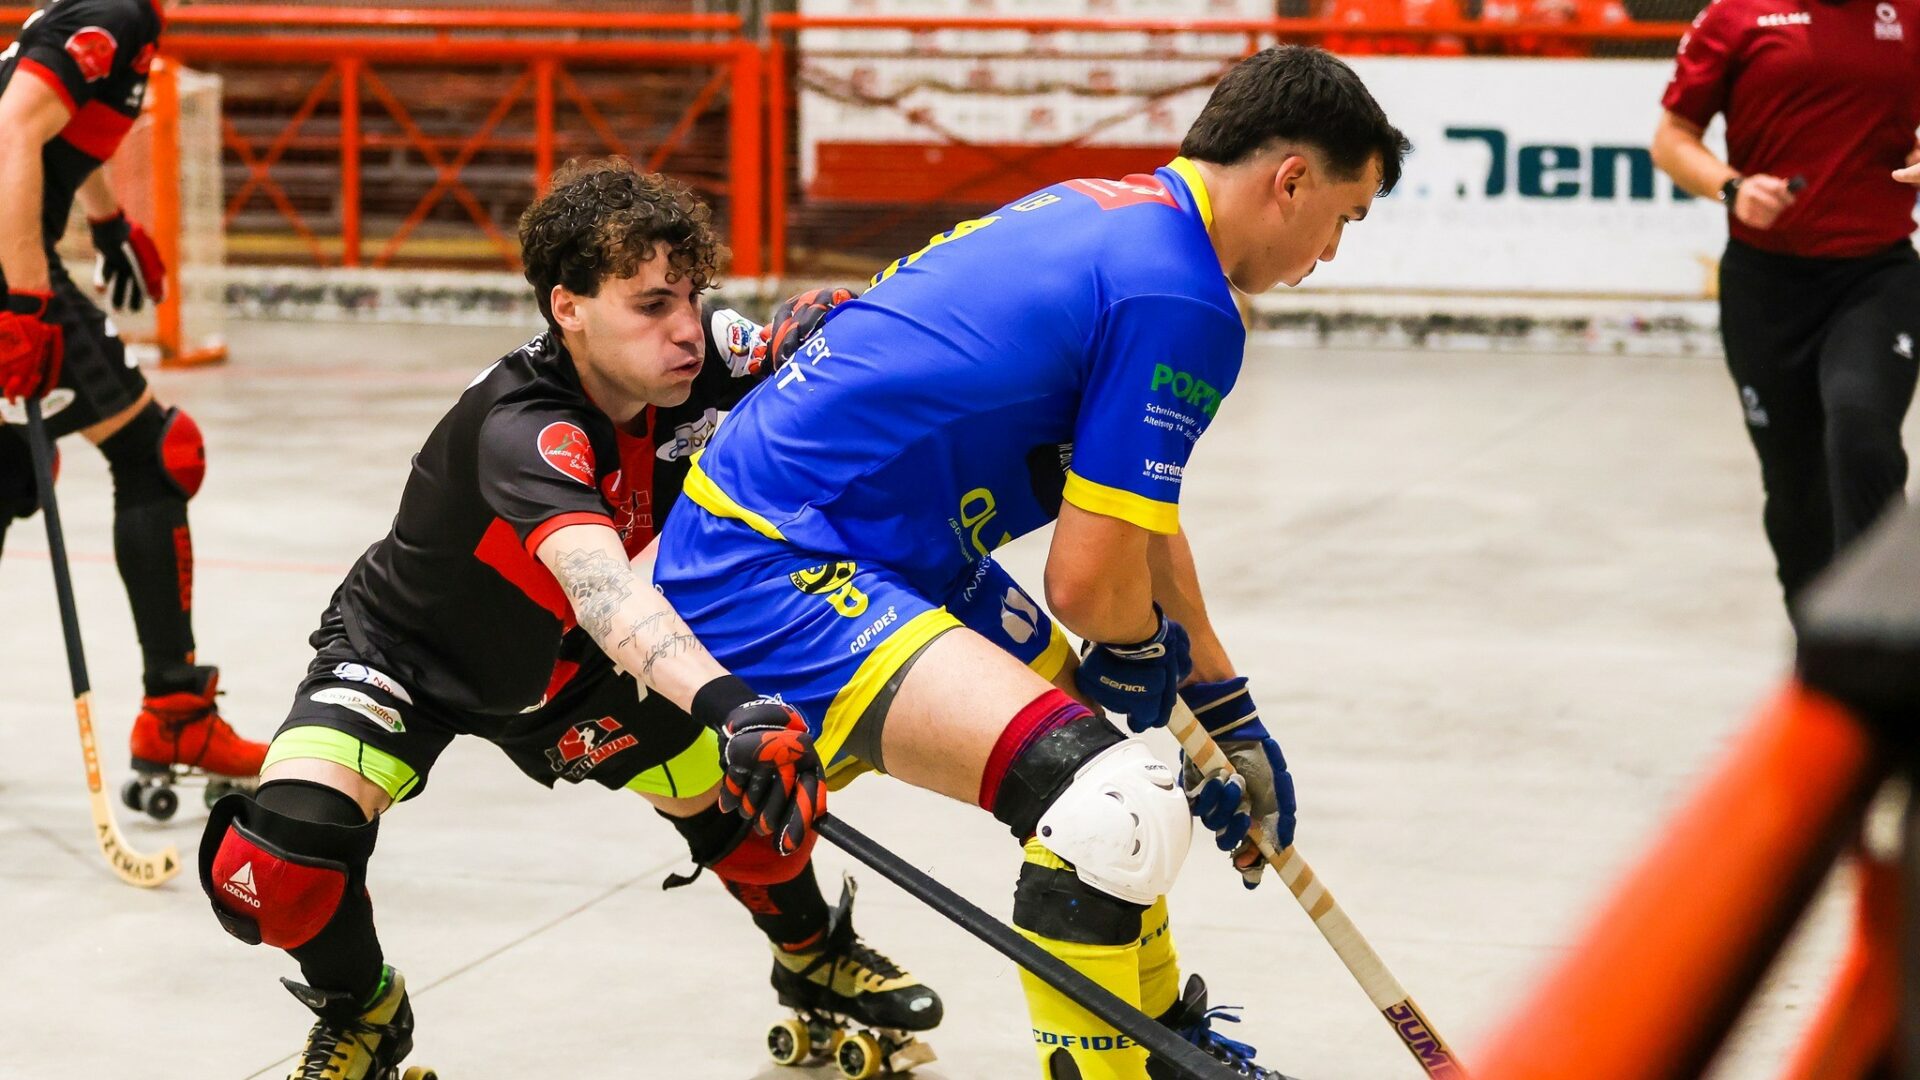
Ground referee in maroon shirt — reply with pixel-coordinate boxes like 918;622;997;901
1651;0;1920;621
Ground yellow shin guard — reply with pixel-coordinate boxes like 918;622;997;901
1015;840;1151;1080
1135;897;1181;1019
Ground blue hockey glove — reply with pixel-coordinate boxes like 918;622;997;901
1074;607;1192;732
1179;677;1295;889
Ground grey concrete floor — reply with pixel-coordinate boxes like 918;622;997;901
0;320;1895;1079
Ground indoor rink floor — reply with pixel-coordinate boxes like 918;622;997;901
0;319;1889;1079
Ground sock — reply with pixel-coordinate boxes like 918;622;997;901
257;780;386;1005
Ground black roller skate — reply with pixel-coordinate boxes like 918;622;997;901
282;966;438;1080
1147;975;1300;1080
765;876;943;1078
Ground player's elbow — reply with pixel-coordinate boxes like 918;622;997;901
1648;114;1698;178
1044;555;1139;644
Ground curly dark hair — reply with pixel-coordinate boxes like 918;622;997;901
518;157;726;325
1180;47;1409;196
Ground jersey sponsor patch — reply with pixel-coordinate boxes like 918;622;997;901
329;662;415;705
64;27;117;82
546;716;638;781
310;687;406;733
1063;174;1177;212
537;421;597;486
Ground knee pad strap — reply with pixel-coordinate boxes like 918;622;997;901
991;707;1126;840
199;791;378;949
1013;838;1145;946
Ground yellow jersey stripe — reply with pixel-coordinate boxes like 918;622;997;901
1063;471;1180;535
818;607;962;764
1167;156;1214;231
683;454;788;542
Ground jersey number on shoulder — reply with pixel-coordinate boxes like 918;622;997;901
870;216;1000;289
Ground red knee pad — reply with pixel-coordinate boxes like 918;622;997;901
711;820;815;886
158;406;205;499
199;795;371;949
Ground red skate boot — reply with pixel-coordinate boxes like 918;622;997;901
123;665;266;821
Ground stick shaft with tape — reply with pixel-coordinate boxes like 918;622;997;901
1170;699;1462;1077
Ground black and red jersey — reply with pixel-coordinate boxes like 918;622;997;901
334;306;764;717
1663;0;1920;258
0;0;163;248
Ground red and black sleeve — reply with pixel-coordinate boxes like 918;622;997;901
476;401;617;556
10;0;152;115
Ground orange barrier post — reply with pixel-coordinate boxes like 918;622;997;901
1475;682;1884;1080
1778;851;1901;1080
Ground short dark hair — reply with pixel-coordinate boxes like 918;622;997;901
517;157;726;324
1180;46;1409;196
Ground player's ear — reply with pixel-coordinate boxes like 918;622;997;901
1273;153;1311;208
549;284;585;333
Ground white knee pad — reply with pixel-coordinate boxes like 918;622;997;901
1034;738;1192;906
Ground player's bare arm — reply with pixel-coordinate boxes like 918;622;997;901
0;71;70;292
75;167;117;220
1146;527;1235;682
537;521;726;710
1045;500;1159;643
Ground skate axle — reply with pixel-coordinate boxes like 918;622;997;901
121;760;255;822
765;1009;934;1078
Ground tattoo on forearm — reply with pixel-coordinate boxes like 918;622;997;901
641;632;705;682
615;611;669;652
553;548;634;645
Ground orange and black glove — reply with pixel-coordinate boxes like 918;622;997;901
747;285;859;376
695;676;826;856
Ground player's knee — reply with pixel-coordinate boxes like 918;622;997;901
663;801;813;885
1035;740;1190;905
199;780;378;950
988;689;1191;907
100;402;205;508
1826;404;1906;476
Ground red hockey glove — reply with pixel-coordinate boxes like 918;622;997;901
748;285;859;376
695;676;826;856
90;211;167;313
0;290;64;402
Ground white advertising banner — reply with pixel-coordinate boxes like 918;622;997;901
1334;58;1729;298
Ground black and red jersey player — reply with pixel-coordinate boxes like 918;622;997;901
196;159;936;1079
0;0;266;793
1652;0;1920;623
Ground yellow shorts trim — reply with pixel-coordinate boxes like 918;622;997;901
818;607;963;765
683;455;787;542
624;726;723;799
1062;472;1179;535
1030;623;1073;684
263;726;421;803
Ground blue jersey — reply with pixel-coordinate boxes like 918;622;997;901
683;158;1246;593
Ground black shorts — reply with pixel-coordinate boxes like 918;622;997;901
264;603;720;803
1;268;149;438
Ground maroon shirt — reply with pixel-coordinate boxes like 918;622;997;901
1663;0;1920;258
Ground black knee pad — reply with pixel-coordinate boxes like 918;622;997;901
100;401;204;507
991;711;1127;841
1013;854;1147;947
200;783;378;949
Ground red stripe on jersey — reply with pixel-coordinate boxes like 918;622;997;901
524;511;616;557
15;58;78;114
58;101;134;161
474;516;575;630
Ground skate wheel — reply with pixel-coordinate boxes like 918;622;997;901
120;777;145;812
836;1031;883;1080
767;1017;811;1066
144;785;178;821
400;1068;438;1080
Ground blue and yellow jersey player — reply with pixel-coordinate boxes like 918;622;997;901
658;47;1407;1080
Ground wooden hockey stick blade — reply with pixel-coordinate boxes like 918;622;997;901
817;814;1244;1080
1170;700;1466;1078
77;691;180;888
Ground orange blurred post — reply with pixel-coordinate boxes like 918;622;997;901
533;57;556;196
148;57;184;363
1779;852;1900;1079
729;41;764;278
1476;682;1883;1080
338;57;361;268
767;34;788;279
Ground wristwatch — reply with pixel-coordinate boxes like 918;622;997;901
1719;176;1743;205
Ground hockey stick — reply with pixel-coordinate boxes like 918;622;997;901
24;398;181;887
1169;699;1461;1077
816;814;1242;1080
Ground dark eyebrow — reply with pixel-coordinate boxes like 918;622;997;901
632;287;677;301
